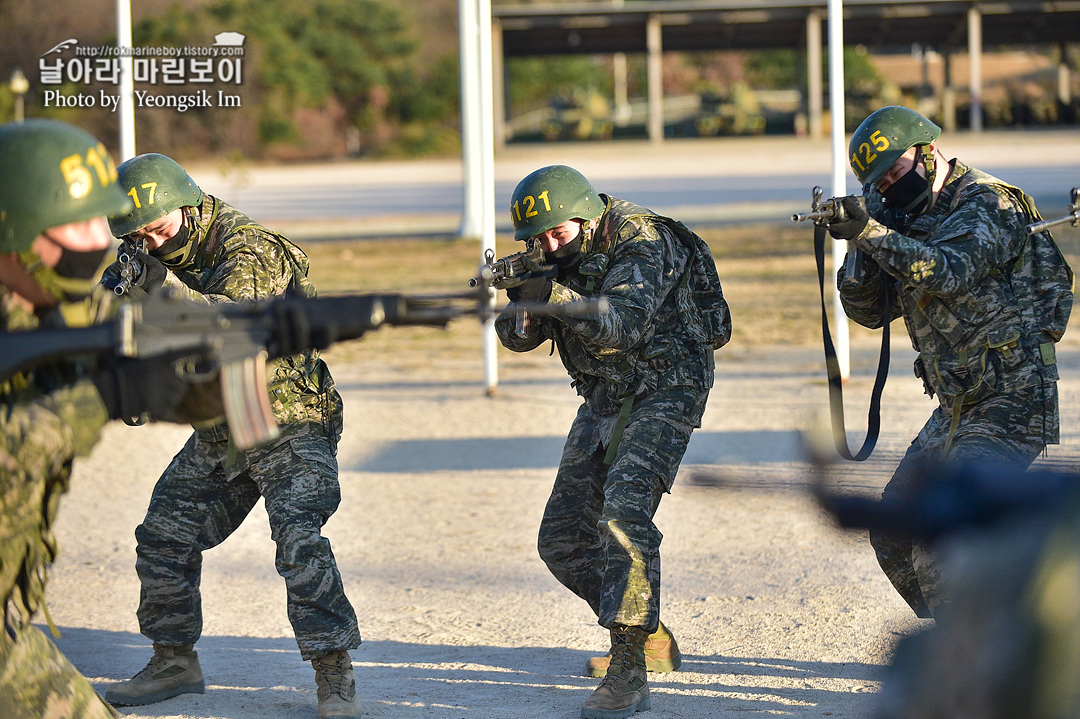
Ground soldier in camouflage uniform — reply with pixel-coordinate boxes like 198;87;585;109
493;165;730;719
1;120;191;719
828;106;1073;619
99;154;363;719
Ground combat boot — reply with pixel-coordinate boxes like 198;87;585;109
580;625;650;719
312;650;363;719
585;621;681;677
105;643;205;706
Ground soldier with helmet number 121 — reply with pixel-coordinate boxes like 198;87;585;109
493;165;731;719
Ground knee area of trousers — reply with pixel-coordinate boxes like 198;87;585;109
275;527;334;568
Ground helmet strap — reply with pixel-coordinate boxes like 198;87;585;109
580;216;601;253
918;143;938;212
154;206;200;269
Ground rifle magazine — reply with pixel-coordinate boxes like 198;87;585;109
221;352;279;450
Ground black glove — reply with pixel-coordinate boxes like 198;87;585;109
267;301;313;359
91;355;188;421
135;251;168;292
506;276;552;303
828;195;870;241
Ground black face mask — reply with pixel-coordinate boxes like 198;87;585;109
54;246;109;282
548;232;583;278
150;210;199;269
882;164;931;215
153;220;189;257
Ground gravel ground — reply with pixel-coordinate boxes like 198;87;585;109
40;337;1080;719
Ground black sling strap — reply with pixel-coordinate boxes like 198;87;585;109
814;221;891;461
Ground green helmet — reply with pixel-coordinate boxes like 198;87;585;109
0;119;132;253
849;106;941;186
510;165;602;241
108;153;203;237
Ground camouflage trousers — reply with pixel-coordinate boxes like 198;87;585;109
0;609;117;719
870;381;1057;618
538;385;709;632
134;428;360;660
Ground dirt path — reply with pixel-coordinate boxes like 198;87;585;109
44;341;1080;718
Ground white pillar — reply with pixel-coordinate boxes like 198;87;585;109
968;7;983;132
492;18;506;149
807;11;823;140
459;0;498;394
646;14;663;144
827;0;849;379
116;0;136;160
613;54;630;126
1058;44;1071;107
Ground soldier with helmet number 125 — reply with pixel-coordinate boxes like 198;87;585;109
828;106;1073;620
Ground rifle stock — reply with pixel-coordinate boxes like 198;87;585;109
2;288;607;449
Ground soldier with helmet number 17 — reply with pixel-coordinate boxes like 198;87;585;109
493;165;731;719
828;106;1074;620
99;153;363;719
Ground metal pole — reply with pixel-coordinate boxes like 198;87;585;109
459;0;482;241
478;0;498;396
116;0;136;160
646;14;663;144
827;0;849;379
9;69;28;122
807;11;823;139
459;0;498;394
968;7;983;132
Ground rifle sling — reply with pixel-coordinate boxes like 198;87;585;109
604;394;635;466
815;221;890;461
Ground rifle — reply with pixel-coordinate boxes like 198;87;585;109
1;287;607;450
1026;186;1080;235
468;239;561;338
790;185;853;225
813;460;1079;544
468;238;553;288
111;238;146;296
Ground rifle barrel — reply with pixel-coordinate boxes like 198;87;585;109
1026;211;1080;235
792;209;835;223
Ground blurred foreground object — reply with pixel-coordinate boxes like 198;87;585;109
816;459;1080;719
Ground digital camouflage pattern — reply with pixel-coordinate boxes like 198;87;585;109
103;194;359;659
538;388;708;631
838;159;1070;617
496;195;725;631
2;287;116;717
135;430;359;659
103;194;340;442
0;617;117;719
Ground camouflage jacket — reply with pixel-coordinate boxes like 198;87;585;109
838;160;1065;405
1;289;111;620
103;194;342;444
495;195;718;414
